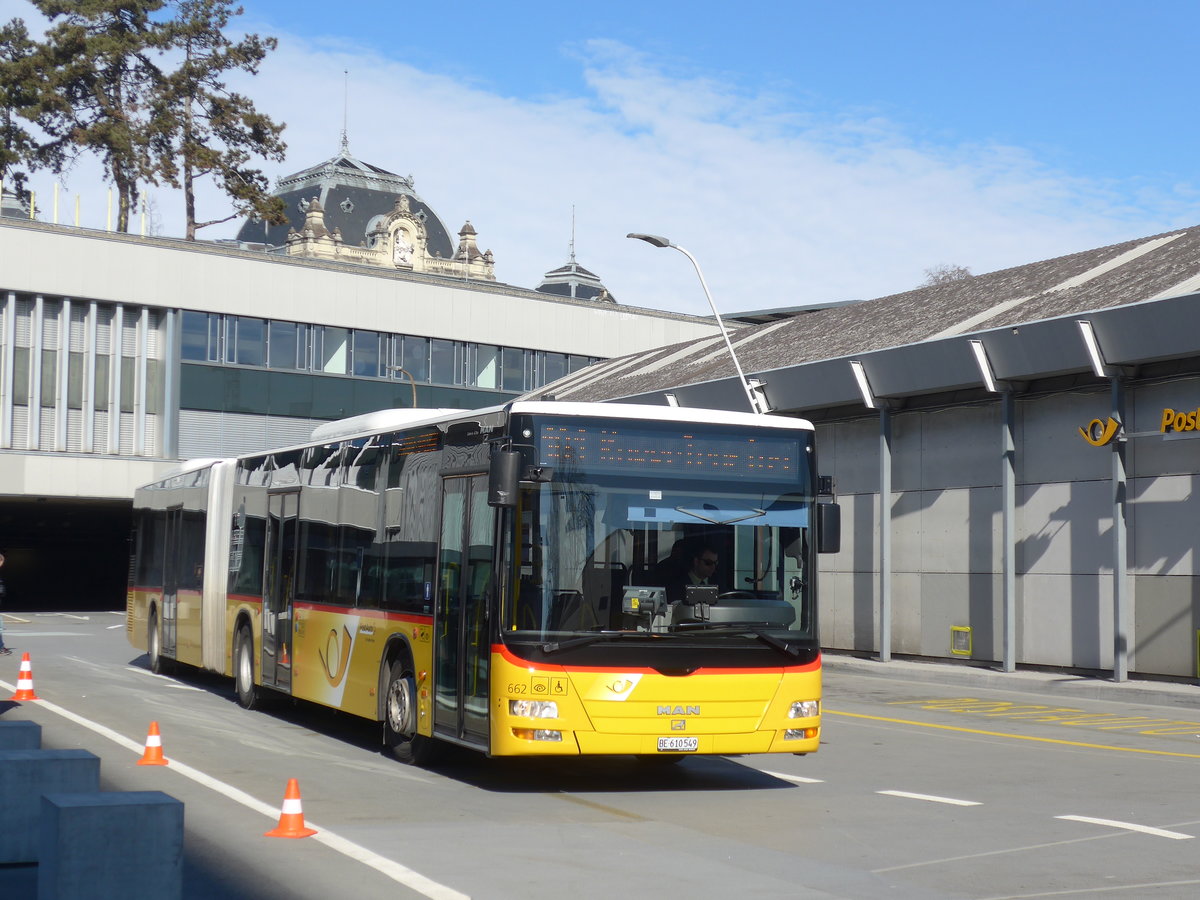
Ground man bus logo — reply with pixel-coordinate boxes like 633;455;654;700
1079;416;1121;447
658;705;701;715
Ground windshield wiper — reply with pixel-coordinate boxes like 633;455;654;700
538;631;644;654
672;621;803;658
674;506;766;526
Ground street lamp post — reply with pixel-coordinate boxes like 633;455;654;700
386;365;419;408
627;233;763;415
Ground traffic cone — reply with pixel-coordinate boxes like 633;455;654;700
136;721;168;766
264;778;317;838
280;643;290;666
9;652;39;701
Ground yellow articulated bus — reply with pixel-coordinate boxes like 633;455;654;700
127;401;839;765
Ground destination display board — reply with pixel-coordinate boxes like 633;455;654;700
535;420;804;483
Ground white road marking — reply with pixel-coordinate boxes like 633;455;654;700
1056;815;1193;840
107;624;124;630
878;790;981;807
3;631;94;637
48;613;90;620
123;666;203;690
975;878;1200;899
761;769;824;784
0;679;467;900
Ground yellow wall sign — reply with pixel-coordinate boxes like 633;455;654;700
1079;416;1121;446
1161;407;1200;434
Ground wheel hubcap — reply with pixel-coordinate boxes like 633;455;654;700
238;639;250;690
388;676;415;737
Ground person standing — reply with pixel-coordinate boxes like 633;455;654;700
0;552;9;655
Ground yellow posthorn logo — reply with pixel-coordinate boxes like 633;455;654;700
319;625;354;686
1079;416;1121;446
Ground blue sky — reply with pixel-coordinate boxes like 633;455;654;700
241;0;1194;184
5;0;1198;315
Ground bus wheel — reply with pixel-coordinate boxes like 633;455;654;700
234;625;260;710
148;611;171;675
384;661;436;765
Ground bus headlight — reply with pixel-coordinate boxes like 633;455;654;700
788;700;819;719
785;728;819;740
512;728;563;742
510;699;559;719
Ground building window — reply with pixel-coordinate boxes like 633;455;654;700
40;349;57;407
352;330;382;377
316;326;349;374
541;352;567;387
268;321;307;370
501;346;526;392
175;309;592;396
472;344;499;388
181;311;217;361
228;317;265;367
402;335;429;383
430;339;456;386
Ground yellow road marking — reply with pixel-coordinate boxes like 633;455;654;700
825;709;1200;759
886;697;1200;735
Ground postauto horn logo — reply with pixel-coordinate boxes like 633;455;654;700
1079;416;1121;447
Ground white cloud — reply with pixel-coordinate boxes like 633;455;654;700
6;16;1186;317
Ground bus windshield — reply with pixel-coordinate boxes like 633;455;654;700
501;416;817;654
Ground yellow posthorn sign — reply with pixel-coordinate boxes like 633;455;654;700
1160;407;1200;435
1079;416;1121;446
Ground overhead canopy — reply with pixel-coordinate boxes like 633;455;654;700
535;226;1200;417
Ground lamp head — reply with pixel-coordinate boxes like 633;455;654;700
626;232;672;248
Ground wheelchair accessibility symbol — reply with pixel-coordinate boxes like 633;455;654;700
531;676;569;696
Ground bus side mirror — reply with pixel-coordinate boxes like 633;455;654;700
817;502;841;554
488;449;521;507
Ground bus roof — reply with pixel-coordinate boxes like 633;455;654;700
151;402;817;488
509;401;815;432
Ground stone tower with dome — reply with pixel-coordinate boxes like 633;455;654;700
235;140;495;280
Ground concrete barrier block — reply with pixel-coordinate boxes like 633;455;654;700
0;750;100;863
0;720;41;749
38;792;183;900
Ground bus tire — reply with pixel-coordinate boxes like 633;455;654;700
383;660;436;765
147;610;172;675
234;624;260;710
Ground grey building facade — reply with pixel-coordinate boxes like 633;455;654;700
542;225;1200;681
0;213;720;608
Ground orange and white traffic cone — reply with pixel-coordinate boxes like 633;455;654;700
265;778;317;838
9;652;39;701
280;643;290;667
136;721;168;766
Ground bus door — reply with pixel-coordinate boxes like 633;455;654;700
262;490;299;692
160;506;182;659
434;475;494;745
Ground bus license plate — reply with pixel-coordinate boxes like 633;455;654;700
657;736;698;752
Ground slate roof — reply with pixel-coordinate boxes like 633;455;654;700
235;149;456;257
536;257;615;302
539;225;1200;411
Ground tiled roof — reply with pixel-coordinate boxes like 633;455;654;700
543;225;1200;405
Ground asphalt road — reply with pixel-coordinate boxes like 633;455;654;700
4;611;1200;899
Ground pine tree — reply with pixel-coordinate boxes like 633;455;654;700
31;0;171;232
153;0;287;240
0;18;41;200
